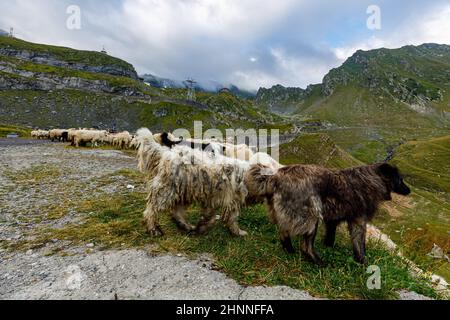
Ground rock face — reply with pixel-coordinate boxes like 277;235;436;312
0;64;138;96
0;47;139;80
256;84;321;114
256;43;450;114
322;44;449;103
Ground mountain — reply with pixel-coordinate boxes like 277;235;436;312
0;37;285;131
141;73;256;99
0;29;8;37
256;43;450;162
256;84;322;114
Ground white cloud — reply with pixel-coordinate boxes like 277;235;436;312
0;0;449;90
333;4;450;62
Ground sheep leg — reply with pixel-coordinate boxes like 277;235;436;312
300;221;324;266
143;206;164;237
171;205;195;232
195;207;217;235
223;211;248;237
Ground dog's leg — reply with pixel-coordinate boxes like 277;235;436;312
280;230;295;254
143;205;164;237
324;220;338;247
223;211;248;237
267;199;278;225
195;207;217;235
300;221;324;266
348;219;367;264
172;205;195;232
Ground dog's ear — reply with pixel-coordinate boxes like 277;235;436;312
378;163;398;177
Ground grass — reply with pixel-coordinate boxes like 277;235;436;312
391;134;450;193
0;37;135;74
278;133;362;168
3;164;61;185
0;124;31;137
0;54;148;93
372;133;450;282
10;184;439;300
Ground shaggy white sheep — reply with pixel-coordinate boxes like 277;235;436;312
136;128;252;237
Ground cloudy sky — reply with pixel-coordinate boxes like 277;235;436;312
1;0;449;91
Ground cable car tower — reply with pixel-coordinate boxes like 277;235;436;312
186;78;197;101
9;27;14;38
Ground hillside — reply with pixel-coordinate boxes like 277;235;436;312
256;44;450;163
141;73;256;99
0;37;285;132
376;134;450;282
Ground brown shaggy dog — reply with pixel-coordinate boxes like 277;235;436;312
244;163;411;265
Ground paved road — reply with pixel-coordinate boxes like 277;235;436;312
0;138;51;147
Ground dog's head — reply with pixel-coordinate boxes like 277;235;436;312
377;163;411;198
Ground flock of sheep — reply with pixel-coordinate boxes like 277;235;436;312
30;126;409;266
31;128;136;149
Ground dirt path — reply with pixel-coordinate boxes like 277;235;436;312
0;142;433;300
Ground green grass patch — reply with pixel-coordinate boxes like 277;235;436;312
0;37;135;73
0;123;31;138
4;164;61;185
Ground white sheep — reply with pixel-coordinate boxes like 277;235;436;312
136;128;251;237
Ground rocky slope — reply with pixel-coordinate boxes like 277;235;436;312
256;44;450;162
0;37;139;79
0;38;283;132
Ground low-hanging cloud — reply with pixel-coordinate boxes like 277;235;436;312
0;0;449;91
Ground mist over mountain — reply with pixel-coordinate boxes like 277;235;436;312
141;73;256;99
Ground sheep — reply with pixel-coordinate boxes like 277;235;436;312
112;131;133;149
221;142;255;161
72;129;107;147
31;130;50;140
157;133;254;161
49;129;68;142
136;128;252;237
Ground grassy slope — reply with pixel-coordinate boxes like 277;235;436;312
289;45;450;164
0;37;135;73
299;86;450;163
0;124;31;137
0;55;147;91
1;38;290;132
374;134;450;281
279;133;363;168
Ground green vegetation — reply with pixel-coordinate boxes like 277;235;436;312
3;164;61;185
0;123;31;137
279;133;362;168
8;170;438;300
374;134;450;282
0;37;135;74
391;134;450;193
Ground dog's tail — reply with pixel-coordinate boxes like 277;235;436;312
136;128;164;175
244;164;276;198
